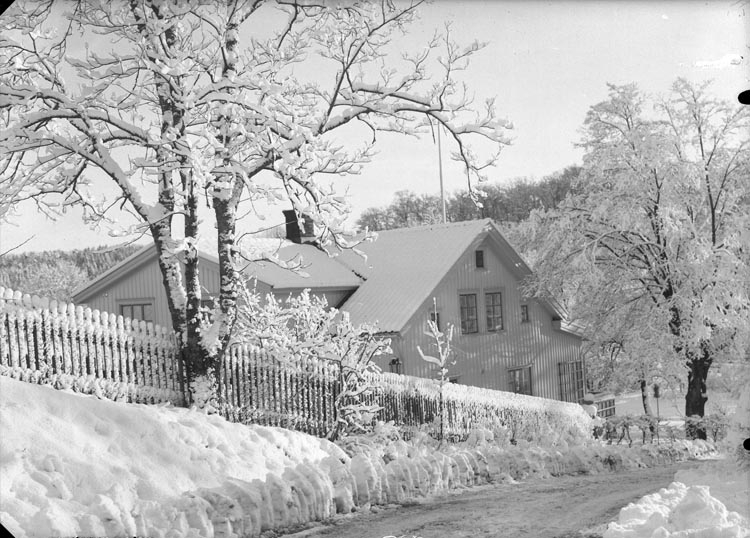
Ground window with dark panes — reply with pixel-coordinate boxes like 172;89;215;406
521;304;530;323
120;302;154;324
558;360;585;403
508;365;532;395
485;291;504;331
475;250;485;268
459;293;478;334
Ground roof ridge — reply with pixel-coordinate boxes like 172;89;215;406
374;218;491;234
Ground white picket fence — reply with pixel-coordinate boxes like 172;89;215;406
0;287;184;405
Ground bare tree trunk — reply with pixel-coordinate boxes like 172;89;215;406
213;195;242;355
669;305;712;439
685;343;712;440
639;378;654;416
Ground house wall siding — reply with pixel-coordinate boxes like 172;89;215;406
79;257;174;329
80;257;353;329
377;237;581;400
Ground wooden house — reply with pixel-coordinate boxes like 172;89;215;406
72;217;585;402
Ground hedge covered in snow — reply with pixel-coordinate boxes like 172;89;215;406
373;371;593;445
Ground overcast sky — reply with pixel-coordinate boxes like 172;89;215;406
1;0;748;253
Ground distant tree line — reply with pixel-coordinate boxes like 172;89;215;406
0;244;140;302
356;165;582;232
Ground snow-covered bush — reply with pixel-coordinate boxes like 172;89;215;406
373;373;593;447
231;284;390;439
417;301;456;443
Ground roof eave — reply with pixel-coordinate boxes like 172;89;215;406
72;244;156;303
270;284;360;293
552;319;586;338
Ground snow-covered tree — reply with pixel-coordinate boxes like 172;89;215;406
0;0;512;401
526;80;750;438
575;274;684;415
417;298;455;442
231;284;390;440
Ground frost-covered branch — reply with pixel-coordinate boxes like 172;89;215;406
1;0;512;403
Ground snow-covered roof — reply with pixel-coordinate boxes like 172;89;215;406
336;219;495;332
72;220;575;336
72;236;361;303
243;242;362;291
335;218;568;333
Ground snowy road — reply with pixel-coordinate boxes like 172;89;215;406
279;462;702;538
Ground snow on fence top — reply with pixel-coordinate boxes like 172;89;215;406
0;286;183;405
0;286;175;340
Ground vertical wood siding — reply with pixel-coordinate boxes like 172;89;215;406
81;257;354;329
387;238;582;400
81;258;173;328
82;256;223;329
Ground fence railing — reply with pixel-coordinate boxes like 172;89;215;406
0;287;184;405
1;287;589;441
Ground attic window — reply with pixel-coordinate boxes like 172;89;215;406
475;250;485;268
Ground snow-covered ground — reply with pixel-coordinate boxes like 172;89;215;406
0;375;741;538
603;472;749;538
604;387;750;538
615;387;734;421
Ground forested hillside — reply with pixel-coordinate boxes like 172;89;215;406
0;243;140;302
356;165;581;232
356;165;581;266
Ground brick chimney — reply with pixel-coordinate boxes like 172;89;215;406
282;210;315;243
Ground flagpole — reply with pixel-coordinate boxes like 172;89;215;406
437;123;446;223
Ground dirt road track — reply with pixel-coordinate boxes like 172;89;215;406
279;462;703;538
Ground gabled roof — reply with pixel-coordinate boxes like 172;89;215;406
72;243;156;303
336;218;545;332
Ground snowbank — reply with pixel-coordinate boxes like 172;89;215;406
0;376;719;538
604;377;750;538
603;482;749;538
673;460;750;519
0;376;344;538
